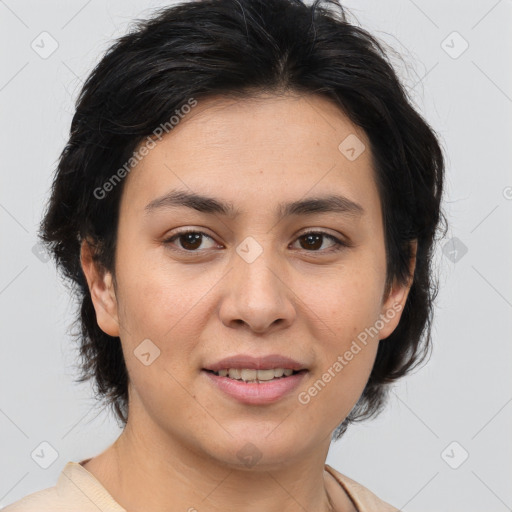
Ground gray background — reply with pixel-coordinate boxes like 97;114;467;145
1;1;511;510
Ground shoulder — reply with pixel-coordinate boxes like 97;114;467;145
1;486;61;512
1;462;126;512
325;464;399;512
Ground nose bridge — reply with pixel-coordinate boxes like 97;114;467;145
219;234;295;332
234;234;283;303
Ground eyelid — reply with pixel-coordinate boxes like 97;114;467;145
293;229;350;253
297;228;350;244
162;228;219;251
162;227;351;253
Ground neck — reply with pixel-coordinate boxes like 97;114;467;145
84;413;342;512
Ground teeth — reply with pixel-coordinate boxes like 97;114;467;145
252;369;275;381
228;368;241;379
214;368;297;381
239;369;257;381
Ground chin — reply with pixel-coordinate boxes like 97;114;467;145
203;424;310;470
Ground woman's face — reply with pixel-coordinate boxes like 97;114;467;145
86;93;410;468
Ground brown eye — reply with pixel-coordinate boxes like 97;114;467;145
294;231;346;252
177;232;203;251
163;230;218;252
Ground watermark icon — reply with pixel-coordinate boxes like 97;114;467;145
31;31;59;59
236;442;263;467
442;237;468;263
441;441;469;469
93;97;198;200
32;242;50;263
31;441;59;469
298;303;402;405
134;338;161;366
236;236;264;264
503;186;512;200
441;31;469;59
338;134;366;161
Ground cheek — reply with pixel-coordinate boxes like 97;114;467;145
295;260;385;421
305;256;386;342
114;244;205;340
114;261;202;423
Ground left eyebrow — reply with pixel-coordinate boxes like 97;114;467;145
144;189;364;220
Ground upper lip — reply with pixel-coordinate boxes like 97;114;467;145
204;354;306;372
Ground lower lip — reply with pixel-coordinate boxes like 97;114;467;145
202;370;307;405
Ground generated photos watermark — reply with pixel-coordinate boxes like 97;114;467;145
93;97;198;200
298;303;402;405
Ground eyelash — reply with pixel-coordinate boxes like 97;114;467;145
162;229;349;255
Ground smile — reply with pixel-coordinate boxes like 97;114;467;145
202;368;307;404
208;368;299;382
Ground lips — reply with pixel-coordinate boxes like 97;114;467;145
203;368;307;404
203;354;306;373
202;354;308;404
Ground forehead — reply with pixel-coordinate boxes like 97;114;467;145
120;92;380;221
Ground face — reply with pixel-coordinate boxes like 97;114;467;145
82;93;412;469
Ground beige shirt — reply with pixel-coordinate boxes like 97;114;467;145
2;461;398;512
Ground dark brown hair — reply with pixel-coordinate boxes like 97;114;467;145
40;0;445;439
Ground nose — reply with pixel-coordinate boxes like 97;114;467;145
218;243;296;335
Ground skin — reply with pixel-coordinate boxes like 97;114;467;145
80;92;414;512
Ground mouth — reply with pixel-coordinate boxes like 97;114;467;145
202;354;309;404
203;367;306;383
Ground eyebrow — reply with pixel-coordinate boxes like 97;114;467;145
144;189;364;220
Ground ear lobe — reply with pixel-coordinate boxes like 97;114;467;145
80;239;120;337
378;240;417;340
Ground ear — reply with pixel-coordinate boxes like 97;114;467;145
378;240;417;340
80;239;120;337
